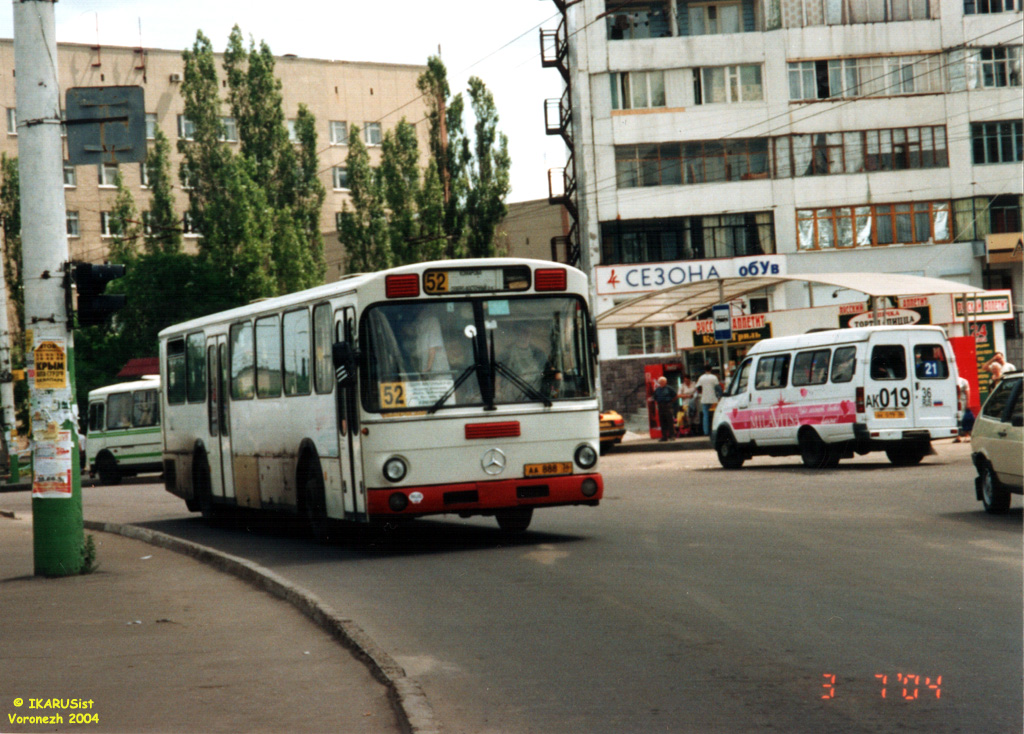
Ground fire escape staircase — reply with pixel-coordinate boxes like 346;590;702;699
540;4;581;267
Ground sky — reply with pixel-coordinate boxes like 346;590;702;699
0;0;568;203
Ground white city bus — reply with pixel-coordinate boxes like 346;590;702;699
86;376;162;484
158;259;603;533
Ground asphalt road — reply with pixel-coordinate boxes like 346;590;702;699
6;439;1020;733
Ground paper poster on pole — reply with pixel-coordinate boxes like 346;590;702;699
31;430;73;498
34;339;67;389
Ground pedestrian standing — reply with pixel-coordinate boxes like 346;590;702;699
695;364;721;437
653;376;677;441
955;375;974;443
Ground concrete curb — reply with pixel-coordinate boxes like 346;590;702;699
84;520;440;734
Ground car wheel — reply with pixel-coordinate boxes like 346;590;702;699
715;430;745;469
980;463;1011;514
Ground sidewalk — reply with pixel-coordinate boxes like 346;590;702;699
0;511;406;734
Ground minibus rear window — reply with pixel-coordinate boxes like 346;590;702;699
870;345;906;380
913;344;949;379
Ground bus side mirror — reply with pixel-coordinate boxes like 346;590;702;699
332;342;357;388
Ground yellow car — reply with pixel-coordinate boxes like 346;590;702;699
599;410;626;453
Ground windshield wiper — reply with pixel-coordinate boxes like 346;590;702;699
426;364;478;415
488;331;552;408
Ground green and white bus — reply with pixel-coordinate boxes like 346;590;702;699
85;376;162;485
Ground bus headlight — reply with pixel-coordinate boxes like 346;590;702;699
383;457;408;482
574;444;598;470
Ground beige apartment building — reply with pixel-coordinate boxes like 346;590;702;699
0;40;429;279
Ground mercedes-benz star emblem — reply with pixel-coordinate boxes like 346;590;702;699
481;448;506;475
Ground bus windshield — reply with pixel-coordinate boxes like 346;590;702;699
362;296;595;412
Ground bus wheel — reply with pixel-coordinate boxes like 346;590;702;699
496;507;533;534
300;466;329;542
194;453;217;520
799;430;836;469
715;430;745;469
96;454;121;486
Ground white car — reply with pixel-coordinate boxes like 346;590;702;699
972;372;1023;513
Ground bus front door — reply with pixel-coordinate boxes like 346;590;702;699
206;337;235;500
336;307;367;521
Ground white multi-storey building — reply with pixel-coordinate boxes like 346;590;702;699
542;0;1022;416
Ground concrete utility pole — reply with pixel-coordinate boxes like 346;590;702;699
14;0;84;576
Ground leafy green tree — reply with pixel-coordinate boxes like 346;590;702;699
464;77;511;258
380;119;422;265
339;124;391;273
144;129;181;255
107;171;142;264
0;154;22;329
417;57;469;258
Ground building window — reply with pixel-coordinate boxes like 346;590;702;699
63;163;76;187
964;0;1021;12
797;200;952;250
789;54;943;101
774;126;948;177
685;2;742;35
100;211;114;238
6;107;15;135
98;163;119;187
954;195;1023;241
601;213;774;264
610;71;667;110
139;162;149;188
180;163;196;190
329;120;348;145
332;166;349;190
616;139;769;187
694;65;763;104
335;212;344;232
286;119;299;144
616;326;674;356
66;211;79;238
177;115;195;140
220;117;238;142
364;122;382;146
606;0;672;40
972;120;1023;165
145;112;158;139
778;0;936;26
977;47;1022;88
141;210;152;236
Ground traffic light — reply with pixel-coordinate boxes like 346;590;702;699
71;262;126;327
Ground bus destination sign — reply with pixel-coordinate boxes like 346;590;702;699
424;266;530;295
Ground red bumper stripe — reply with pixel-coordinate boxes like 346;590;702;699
368;473;603;516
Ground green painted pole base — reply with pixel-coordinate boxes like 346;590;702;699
32;421;84;577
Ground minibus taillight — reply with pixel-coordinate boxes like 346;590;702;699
534;268;567;291
385;274;419;298
855;386;865;414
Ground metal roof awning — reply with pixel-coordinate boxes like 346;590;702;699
595;273;987;329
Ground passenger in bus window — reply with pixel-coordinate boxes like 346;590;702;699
415;309;450;375
499;322;548;399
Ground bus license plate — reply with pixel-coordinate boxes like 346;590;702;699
524;462;572;478
874;410;906;419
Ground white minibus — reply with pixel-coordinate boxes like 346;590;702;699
712;326;959;468
86;376;162;484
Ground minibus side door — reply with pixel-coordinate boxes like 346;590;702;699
911;339;958;432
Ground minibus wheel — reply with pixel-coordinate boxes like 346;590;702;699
885;444;928;466
799;429;838;469
715;430;745;469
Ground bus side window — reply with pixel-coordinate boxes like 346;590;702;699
831;346;856;383
107;392;132;430
88;402;105;433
